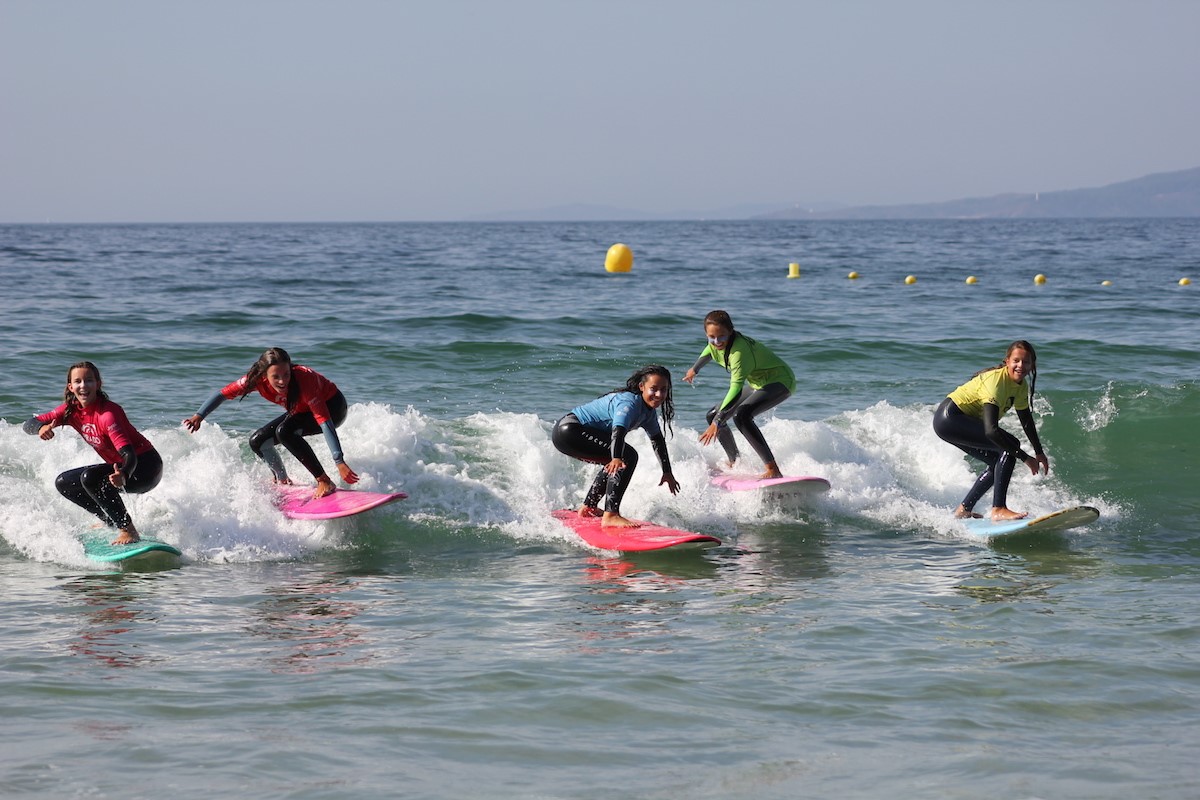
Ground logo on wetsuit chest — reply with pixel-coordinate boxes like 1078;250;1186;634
80;422;103;447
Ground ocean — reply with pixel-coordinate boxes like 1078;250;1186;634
1;219;1197;799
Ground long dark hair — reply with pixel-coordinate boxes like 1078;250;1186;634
606;364;675;436
975;340;1039;406
240;347;299;411
62;361;109;423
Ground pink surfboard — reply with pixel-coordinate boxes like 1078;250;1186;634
276;486;408;520
551;510;721;552
711;474;831;494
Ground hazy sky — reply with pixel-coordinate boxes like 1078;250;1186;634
3;0;1198;222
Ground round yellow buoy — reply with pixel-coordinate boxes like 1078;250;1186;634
905;275;917;285
965;276;978;284
1101;280;1113;287
1181;277;1192;286
787;262;801;279
604;243;633;273
1034;274;1047;285
848;271;859;280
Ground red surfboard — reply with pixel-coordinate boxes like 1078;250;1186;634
277;486;408;520
551;510;721;552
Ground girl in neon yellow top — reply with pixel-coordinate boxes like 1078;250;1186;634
684;310;796;479
932;340;1050;521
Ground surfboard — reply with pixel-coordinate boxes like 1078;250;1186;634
276;485;408;520
711;474;831;495
551;510;721;552
80;532;182;568
959;505;1100;540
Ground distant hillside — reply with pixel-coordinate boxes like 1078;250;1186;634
759;166;1200;220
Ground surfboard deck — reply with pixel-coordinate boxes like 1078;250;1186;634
80;532;182;568
711;474;831;495
276;485;408;520
960;505;1100;539
551;510;721;552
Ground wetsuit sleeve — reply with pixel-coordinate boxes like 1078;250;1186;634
195;390;227;419
23;417;42;435
690;353;713;374
715;343;747;421
610;425;628;460
319;420;345;464
116;445;138;479
1016;408;1044;456
650;434;672;475
982;403;1025;458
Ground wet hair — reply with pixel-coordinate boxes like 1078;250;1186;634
975;340;1039;406
62;361;109;423
239;347;298;409
606;364;676;436
703;310;735;332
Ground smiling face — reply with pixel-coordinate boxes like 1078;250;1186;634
266;363;291;395
639;372;671;408
67;365;101;407
1005;346;1034;384
705;322;732;351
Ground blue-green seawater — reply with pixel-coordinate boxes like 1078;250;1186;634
1;219;1198;799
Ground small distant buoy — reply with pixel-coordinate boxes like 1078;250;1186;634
847;271;859;280
1181;277;1192;286
1034;274;1047;285
604;243;633;273
965;276;978;284
1101;280;1113;287
787;262;801;279
904;275;917;285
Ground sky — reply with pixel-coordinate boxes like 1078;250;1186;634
2;0;1199;222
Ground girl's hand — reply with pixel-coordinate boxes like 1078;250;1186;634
604;458;626;475
683;369;697;384
108;465;126;489
698;422;719;446
337;462;360;485
1024;454;1048;476
38;423;56;440
182;414;203;433
660;473;680;495
1035;453;1050;475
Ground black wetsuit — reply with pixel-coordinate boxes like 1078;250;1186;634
932;398;1041;511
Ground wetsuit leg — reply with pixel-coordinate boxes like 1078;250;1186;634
254;393;349;481
932;398;1017;511
728;383;791;466
705;403;742;463
552;415;638;515
249;413;291;481
55;464;117;526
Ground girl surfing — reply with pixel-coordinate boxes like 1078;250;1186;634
684;310;795;479
183;347;359;499
552;365;681;528
23;361;163;544
932;340;1050;520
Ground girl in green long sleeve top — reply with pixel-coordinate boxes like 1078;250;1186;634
683;310;795;478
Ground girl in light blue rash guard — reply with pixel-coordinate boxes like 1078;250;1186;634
552;365;681;528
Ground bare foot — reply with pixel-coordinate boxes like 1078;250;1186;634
760;466;783;480
577;506;602;518
953;505;984;519
601;512;641;529
112;528;140;545
273;476;293;486
991;507;1028;521
313;476;337;499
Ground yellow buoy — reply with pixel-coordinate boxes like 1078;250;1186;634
1181;277;1192;286
604;243;633;273
848;271;859;280
965;276;978;284
1034;274;1047;285
1101;280;1113;286
905;275;917;285
787;262;801;279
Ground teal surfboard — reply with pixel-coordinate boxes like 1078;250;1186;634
79;532;182;569
960;505;1099;540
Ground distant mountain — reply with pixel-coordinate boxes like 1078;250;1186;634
468;200;844;222
758;166;1200;220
